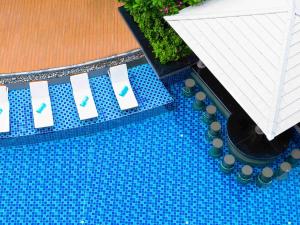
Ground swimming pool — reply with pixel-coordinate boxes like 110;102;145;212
0;64;299;224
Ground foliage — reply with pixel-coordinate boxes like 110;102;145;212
119;0;203;64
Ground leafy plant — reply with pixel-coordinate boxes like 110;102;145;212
119;0;204;64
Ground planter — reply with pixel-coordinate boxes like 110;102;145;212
119;6;198;79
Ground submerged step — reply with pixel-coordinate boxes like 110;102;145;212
0;64;173;146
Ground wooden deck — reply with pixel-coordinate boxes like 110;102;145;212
0;0;139;74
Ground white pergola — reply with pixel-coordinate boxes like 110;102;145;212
165;0;300;140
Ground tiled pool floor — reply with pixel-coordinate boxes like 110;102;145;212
0;68;299;224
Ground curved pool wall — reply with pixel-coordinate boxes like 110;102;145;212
0;64;173;146
0;64;298;224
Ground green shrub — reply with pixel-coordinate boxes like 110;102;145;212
119;0;203;64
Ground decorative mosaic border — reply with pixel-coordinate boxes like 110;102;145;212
0;49;144;85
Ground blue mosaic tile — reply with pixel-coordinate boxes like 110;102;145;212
0;64;173;142
0;64;298;224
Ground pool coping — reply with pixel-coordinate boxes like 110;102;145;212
0;49;145;85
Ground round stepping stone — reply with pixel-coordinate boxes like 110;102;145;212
237;165;253;185
195;92;206;101
254;126;264;135
241;165;253;177
256;167;273;188
209;138;223;158
203;105;217;124
207;121;221;141
287;149;300;168
220;154;235;174
280;162;292;173
276;162;292;180
185;79;196;89
224;154;235;166
213;138;223;149
262;167;274;179
291;149;300;158
193;92;206;111
211;121;221;132
183;79;196;97
206;105;217;115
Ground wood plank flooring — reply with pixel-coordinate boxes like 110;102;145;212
0;0;139;74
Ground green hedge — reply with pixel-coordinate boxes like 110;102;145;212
119;0;203;64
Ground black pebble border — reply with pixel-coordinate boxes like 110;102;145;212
0;49;144;85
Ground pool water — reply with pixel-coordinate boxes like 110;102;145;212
0;69;299;224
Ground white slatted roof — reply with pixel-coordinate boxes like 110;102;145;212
165;0;300;140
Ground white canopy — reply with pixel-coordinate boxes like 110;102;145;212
165;0;300;140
